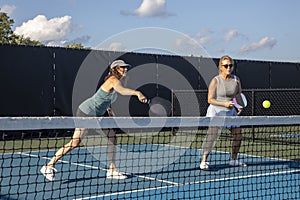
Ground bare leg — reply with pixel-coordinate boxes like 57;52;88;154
47;128;85;167
103;128;117;172
102;128;127;179
202;126;221;163
231;127;242;160
103;108;126;179
104;108;118;172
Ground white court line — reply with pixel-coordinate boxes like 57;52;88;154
187;168;300;185
74;168;300;200
165;143;290;163
73;145;299;200
19;152;104;170
73;185;172;200
19;152;182;186
18;146;299;200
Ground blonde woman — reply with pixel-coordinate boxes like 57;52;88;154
200;55;246;170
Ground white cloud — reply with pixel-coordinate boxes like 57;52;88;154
174;35;211;56
14;15;73;42
122;0;174;17
216;48;225;53
0;4;16;15
46;40;68;47
193;29;214;44
67;35;91;45
224;29;239;41
177;29;213;46
224;29;248;42
107;42;127;51
46;35;91;47
198;36;212;44
240;36;277;54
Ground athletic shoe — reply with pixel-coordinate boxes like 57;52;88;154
229;159;247;167
106;171;127;179
200;162;209;170
40;165;57;181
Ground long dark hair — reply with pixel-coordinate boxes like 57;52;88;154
104;67;123;81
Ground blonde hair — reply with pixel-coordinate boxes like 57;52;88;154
218;55;234;72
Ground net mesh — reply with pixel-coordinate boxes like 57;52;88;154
1;116;300;199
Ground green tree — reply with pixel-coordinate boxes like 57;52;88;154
0;10;44;46
64;43;91;50
64;43;84;49
1;9;89;49
0;10;15;44
15;35;44;46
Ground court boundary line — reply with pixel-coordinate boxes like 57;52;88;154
19;152;182;186
12;143;290;162
5;144;298;200
74;168;300;200
163;143;291;162
186;168;300;185
70;145;299;200
73;185;171;200
14;142;294;188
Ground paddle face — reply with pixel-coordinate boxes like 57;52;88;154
148;97;172;116
233;93;247;109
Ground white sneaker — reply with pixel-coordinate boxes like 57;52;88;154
200;162;209;170
106;171;127;179
40;165;57;181
229;159;247;167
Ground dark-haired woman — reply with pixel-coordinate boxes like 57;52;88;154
41;60;147;181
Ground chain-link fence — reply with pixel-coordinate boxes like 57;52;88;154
172;89;300;144
172;89;300;116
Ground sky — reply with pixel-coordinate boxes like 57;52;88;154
1;0;300;62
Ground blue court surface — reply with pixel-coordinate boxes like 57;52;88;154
1;144;300;200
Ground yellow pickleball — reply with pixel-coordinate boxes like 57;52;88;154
262;100;271;108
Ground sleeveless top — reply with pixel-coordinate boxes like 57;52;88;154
215;75;239;102
206;74;239;117
78;88;117;116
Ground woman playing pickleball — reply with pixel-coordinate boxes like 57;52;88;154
41;60;147;181
200;55;246;170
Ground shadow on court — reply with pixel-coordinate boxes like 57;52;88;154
205;160;300;172
1;147;300;199
62;175;105;184
0;196;18;200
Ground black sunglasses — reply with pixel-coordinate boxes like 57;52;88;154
222;64;233;69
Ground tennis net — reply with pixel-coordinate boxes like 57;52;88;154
1;116;300;199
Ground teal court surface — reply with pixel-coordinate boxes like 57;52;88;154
1;143;300;200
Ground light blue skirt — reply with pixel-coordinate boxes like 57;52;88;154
206;105;237;117
206;105;238;128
